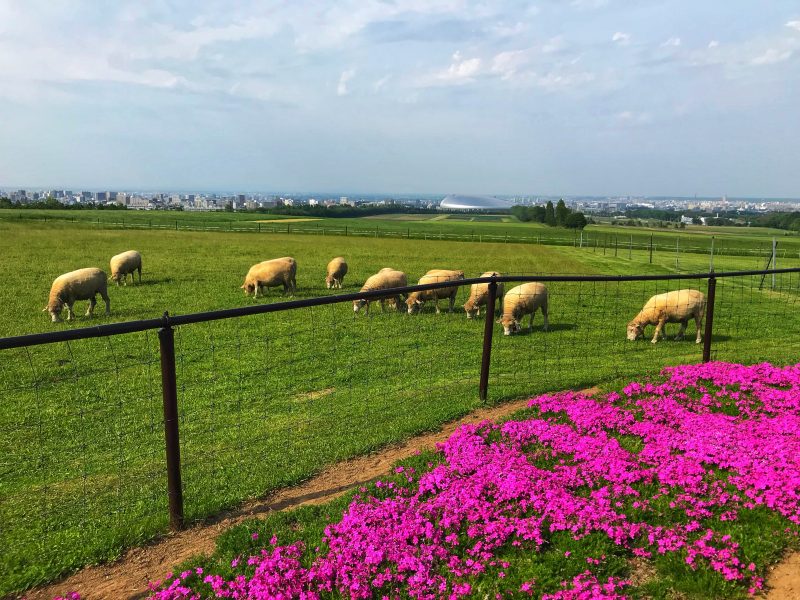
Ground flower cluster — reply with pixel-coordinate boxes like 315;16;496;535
145;362;800;599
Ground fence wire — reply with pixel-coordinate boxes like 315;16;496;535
1;270;799;596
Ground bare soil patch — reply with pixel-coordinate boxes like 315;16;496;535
29;395;543;600
765;552;800;599
251;218;321;223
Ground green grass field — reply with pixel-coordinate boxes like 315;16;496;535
1;218;799;595
3;208;799;260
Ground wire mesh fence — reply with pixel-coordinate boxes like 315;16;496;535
1;268;799;595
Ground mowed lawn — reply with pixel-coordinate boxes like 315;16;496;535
0;221;799;595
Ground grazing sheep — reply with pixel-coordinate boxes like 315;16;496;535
406;269;465;314
110;250;142;286
353;268;407;315
325;257;348;289
44;268;110;323
498;282;549;336
463;271;504;319
241;257;297;297
627;289;706;344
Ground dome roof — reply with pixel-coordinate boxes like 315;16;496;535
440;194;514;211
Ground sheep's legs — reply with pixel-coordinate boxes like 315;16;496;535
694;313;704;343
651;318;667;344
66;303;75;321
675;320;688;341
86;297;96;317
448;294;456;313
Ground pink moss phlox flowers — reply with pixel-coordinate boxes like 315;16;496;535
148;362;800;599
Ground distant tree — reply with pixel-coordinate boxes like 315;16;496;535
565;212;588;229
511;205;531;222
692;216;702;225
530;206;546;223
555;199;569;226
224;202;234;212
545;201;556;226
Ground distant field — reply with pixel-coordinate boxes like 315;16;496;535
2;208;798;260
1;219;799;594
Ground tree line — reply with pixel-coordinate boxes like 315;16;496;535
511;199;588;229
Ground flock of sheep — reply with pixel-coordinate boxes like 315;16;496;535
44;252;707;343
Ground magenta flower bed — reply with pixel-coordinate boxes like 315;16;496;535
142;362;800;599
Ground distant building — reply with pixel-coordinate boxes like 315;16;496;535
439;194;514;211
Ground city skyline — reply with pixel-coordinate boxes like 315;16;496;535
1;1;799;197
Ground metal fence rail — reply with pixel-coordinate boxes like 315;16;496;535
1;267;799;594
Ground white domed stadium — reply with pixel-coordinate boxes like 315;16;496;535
439;194;515;211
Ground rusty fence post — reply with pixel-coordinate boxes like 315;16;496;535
158;312;185;530
702;275;716;363
479;280;498;402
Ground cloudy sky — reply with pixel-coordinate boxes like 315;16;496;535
1;0;799;196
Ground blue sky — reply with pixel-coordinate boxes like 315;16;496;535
1;0;799;196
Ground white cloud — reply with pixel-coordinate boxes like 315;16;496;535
708;40;719;48
437;51;483;84
661;37;681;47
616;110;652;125
571;0;609;9
373;75;392;92
612;32;631;45
750;48;793;65
786;20;800;32
491;50;529;80
542;35;567;54
337;69;356;96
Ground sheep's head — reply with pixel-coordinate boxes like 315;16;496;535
353;299;367;312
463;300;478;319
45;300;63;322
627;322;644;341
325;275;334;289
110;272;122;283
406;296;423;314
500;315;520;336
241;282;255;296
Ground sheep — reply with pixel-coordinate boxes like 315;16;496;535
44;268;110;323
406;269;465;314
325;257;348;289
498;282;549;336
353;268;407;315
627;289;706;344
110;250;142;286
463;271;504;319
241;257;297;297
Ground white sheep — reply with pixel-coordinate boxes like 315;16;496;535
627;289;706;344
241;257;297;297
498;282;549;336
325;257;348;289
406;269;465;314
44;268;110;323
463;271;504;319
353;268;407;315
110;250;142;286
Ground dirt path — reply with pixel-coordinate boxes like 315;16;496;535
765;552;800;599
29;396;541;600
